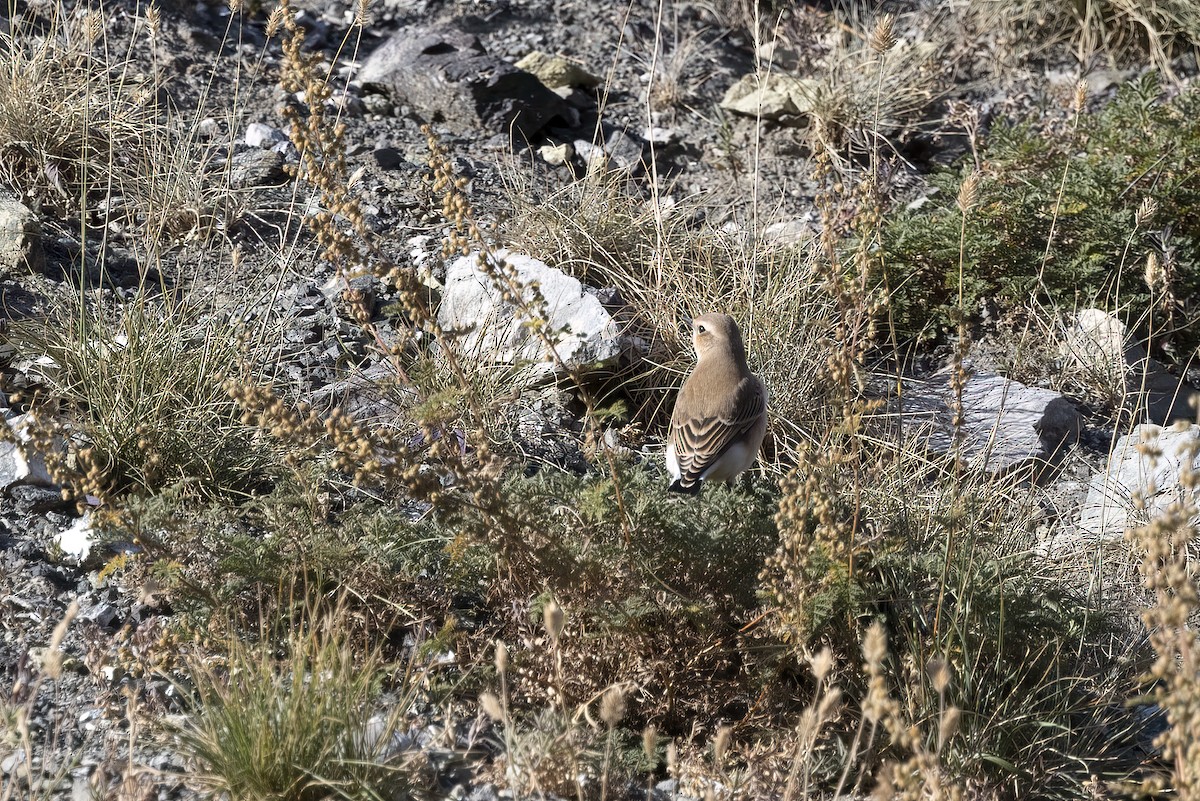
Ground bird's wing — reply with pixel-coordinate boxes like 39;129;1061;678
669;374;765;488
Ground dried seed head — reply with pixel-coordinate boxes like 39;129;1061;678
1073;80;1088;115
642;725;658;761
479;692;504;721
494;640;508;674
666;741;678;774
266;6;287;37
1145;252;1164;291
600;686;626;727
869;14;897;54
713;725;732;764
81;11;103;46
1136;197;1159;228
354;0;373;27
42;601;79;680
927;658;951;694
939;705;961;745
543;599;565;642
810;647;834;684
957;171;980;213
817;686;843;720
863;621;888;667
228;0;244;11
145;4;160;36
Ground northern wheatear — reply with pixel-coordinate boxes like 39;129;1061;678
666;313;767;494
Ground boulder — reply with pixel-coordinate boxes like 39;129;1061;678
0;195;43;274
357;27;569;139
437;250;623;385
898;371;1081;477
229;148;288;188
1077;424;1200;543
1065;308;1200;424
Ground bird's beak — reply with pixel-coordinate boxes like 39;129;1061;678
679;317;692;336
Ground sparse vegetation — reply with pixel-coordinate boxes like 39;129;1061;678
3;1;1200;800
885;74;1200;350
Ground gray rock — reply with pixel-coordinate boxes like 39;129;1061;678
230;149;288;188
1077;424;1200;543
1065;309;1200;425
898;372;1081;477
720;74;819;123
361;92;395;117
9;485;69;515
437;250;623;385
79;601;119;629
372;146;410;170
0;195;43;274
197;117;222;138
1;748;25;776
357;26;570;139
468;784;500;801
307;362;419;425
573;125;645;174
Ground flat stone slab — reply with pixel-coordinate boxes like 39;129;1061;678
897;371;1081;476
1077;423;1200;544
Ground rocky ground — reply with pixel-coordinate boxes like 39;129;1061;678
3;0;1200;798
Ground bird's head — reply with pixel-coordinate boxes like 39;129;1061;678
690;313;747;364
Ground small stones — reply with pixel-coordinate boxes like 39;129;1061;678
538;141;573;166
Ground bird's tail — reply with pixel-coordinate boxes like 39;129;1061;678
668;478;702;496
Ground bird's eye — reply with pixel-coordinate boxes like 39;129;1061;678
697;325;706;333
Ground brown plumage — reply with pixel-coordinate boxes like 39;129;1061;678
666;313;767;494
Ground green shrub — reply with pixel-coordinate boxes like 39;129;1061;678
177;610;425;801
761;447;1134;795
884;74;1200;348
9;296;283;501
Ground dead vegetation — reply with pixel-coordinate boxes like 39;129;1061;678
2;1;1200;800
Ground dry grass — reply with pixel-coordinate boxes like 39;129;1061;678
968;0;1200;77
7;294;280;502
177;604;427;801
3;1;1197;799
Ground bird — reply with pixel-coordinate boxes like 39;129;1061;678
666;313;768;494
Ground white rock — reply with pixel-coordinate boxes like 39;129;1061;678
719;74;819;122
0;414;57;489
538;142;574;166
244;122;287;148
58;514;96;561
437;250;623;385
644;126;675;144
1065;308;1200;424
1077;424;1200;543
